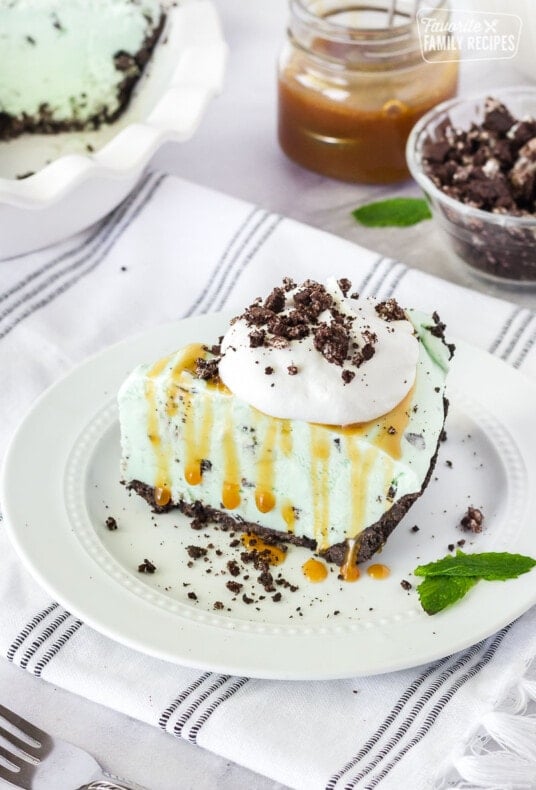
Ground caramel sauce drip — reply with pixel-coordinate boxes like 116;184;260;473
222;402;241;509
154;485;171;508
241;532;286;565
255;419;278;513
302;557;328;583
279;419;293;457
367;563;391;580
255;490;276;513
310;425;331;550
185;464;202;486
145;354;173;499
222;482;241;510
345;440;377;538
281;500;296;532
166;343;206;417
183;394;214;487
334;382;416;461
340;538;361;582
206;379;232;395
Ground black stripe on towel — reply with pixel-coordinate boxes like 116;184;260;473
187;676;250;744
0;174;166;341
6;602;59;662
32;619;83;677
341;641;486;788
18;610;72;670
513;324;536;369
159;672;212;731
356;256;385;295
325;656;451;790
182;207;263;318
499;312;534;362
488;307;523;354
0;174;157;317
0;213;114;308
382;263;408;298
173;675;231;738
213;215;283;311
354;626;511;790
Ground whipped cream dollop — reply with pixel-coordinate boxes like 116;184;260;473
218;278;419;425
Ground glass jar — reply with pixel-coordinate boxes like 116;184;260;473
277;0;459;184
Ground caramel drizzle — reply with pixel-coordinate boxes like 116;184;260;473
281;500;296;533
255;419;278;513
310;425;331;551
145;354;174;505
279;419;293;457
340;538;360;582
335;382;416;461
166;343;206;417
147;345;414;538
346;439;377;539
222;401;241;509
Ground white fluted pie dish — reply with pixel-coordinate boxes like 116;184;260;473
0;0;227;259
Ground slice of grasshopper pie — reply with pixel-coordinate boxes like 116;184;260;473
119;277;452;571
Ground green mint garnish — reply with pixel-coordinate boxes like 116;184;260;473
413;551;536;615
415;550;536;581
352;197;432;228
417;576;478;616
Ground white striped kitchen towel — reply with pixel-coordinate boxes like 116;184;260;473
1;173;536;790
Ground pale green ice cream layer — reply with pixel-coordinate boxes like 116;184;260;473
0;0;162;125
118;310;450;551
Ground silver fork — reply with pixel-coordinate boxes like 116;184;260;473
0;704;148;790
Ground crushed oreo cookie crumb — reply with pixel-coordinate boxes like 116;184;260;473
460;506;484;533
138;559;156;574
375;299;406;322
186;545;208;559
105;516;118;531
422;97;536;281
195;356;219;381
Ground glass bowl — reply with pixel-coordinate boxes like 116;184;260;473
406;87;536;287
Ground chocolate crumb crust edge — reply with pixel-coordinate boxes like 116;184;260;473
0;13;166;142
126;396;448;567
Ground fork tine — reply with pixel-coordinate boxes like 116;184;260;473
0;743;33;790
0;723;41;762
0;704;50;748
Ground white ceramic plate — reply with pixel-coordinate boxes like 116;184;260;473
0;1;227;258
2;314;536;680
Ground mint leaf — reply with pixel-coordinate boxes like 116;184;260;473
352;198;432;228
414;551;536;581
417;576;478;615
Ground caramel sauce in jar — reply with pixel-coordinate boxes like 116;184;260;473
278;1;459;184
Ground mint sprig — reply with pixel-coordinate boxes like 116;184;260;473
413;551;536;615
352;197;432;228
417;576;478;616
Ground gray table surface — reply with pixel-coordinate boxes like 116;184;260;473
2;2;535;790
